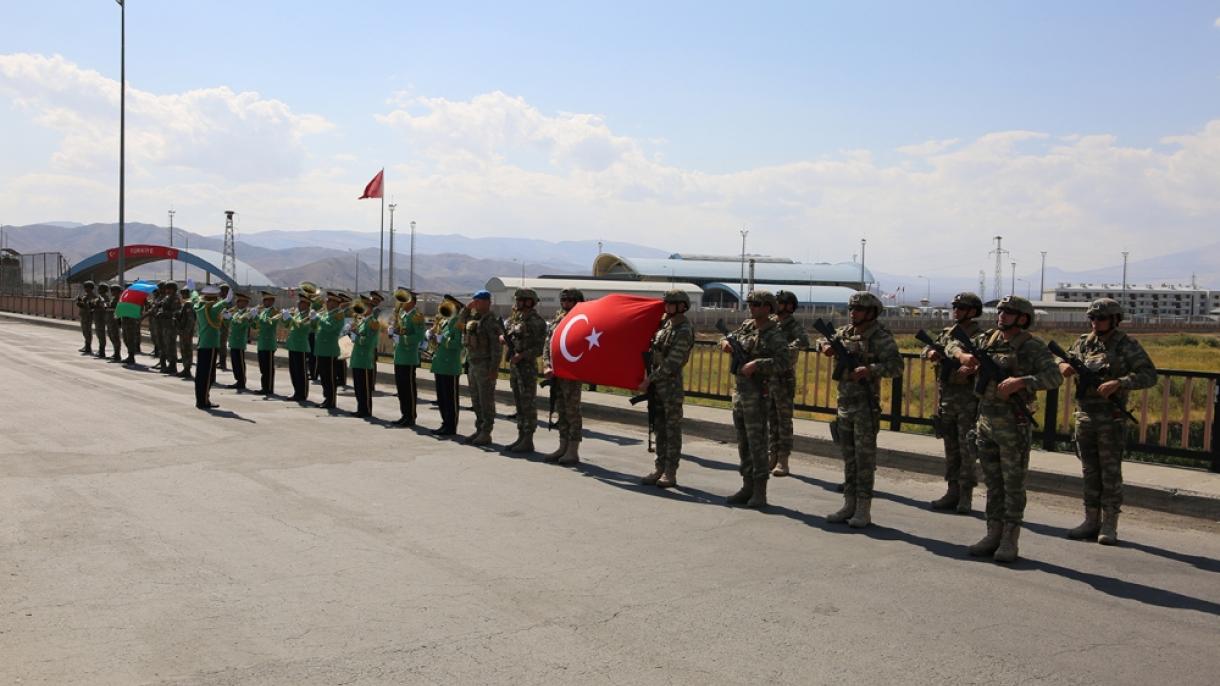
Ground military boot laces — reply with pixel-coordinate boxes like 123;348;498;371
544;440;568;463
993;523;1021;563
746;478;768;508
1067;507;1101;540
826;496;856;523
1097;511;1120;546
640;467;664;485
725;476;754;505
969;520;1004;557
930;483;959;510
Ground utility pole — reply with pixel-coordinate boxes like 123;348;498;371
222;211;236;283
1039;250;1047;301
978;270;986;302
1121;251;1130;298
409;220;416;291
989;236;1007;302
859;238;867;290
388;203;397;289
1010;260;1016;296
168;208;175;282
739;228;748;310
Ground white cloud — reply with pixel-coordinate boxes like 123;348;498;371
1214;16;1220;28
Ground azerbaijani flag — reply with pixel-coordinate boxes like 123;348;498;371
115;281;158;319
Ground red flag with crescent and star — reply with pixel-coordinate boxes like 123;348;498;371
358;169;384;199
550;294;666;390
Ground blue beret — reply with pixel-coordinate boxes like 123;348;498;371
472;290;491;301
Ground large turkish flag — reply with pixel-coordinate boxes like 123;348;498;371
550;294;666;390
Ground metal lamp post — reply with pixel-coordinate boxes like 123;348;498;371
388;203;396;289
168;209;175;281
409;220;416;291
739;228;748;310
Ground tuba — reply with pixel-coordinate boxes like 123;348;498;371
350;296;370;318
298;281;322;305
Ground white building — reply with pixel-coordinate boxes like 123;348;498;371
483;277;704;312
1052;283;1220;319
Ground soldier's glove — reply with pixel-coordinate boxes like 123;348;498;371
221;310;233;320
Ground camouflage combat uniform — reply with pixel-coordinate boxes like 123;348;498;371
106;286;123;359
176;294;196;376
463;308;504;441
92;288;110;356
932;319;983;497
75;286;96;351
506;308;548;438
1066;330;1156;516
157;287;181;372
767;313;809;472
543;308;584;447
645;311;695;474
730;317;792;483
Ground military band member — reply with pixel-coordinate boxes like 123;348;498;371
366;290;385;391
542;288;586;465
948;295;1062;563
191;284;231;410
430;297;465;436
75;280;98;353
216;284;231;370
156;282;181;375
923;292;984;513
176;288;196;379
390;290;426;427
92;282;110;358
285;293;316;402
504;288;546;453
638;289;695;488
463;291;504;446
106;284;123;362
249;292;278;395
768;289;809;477
1059;298;1157;546
313;292;347;411
224;293;253;392
349;299;382;419
817;291;903;528
723;290;791;508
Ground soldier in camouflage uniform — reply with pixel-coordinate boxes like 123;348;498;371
722;290;792;508
767;290;809;477
923;292;984;514
106;284;123;362
157;281;181;375
75;280;98;353
638;289;695;488
948;295;1062;563
1060;298;1156;545
462;291;504;446
816;291;903;528
542;288;586;465
504;288;548;454
177;287;196;379
91;283;110;358
149;282;166;365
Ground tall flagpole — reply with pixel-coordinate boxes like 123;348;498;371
117;0;126;285
378;173;385;292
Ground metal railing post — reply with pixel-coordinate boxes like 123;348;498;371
889;376;903;431
1211;383;1220;474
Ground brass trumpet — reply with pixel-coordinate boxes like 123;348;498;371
350;297;370;318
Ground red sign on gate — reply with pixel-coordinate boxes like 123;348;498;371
105;244;180;261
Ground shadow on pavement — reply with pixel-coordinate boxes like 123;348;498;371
203;408;255;423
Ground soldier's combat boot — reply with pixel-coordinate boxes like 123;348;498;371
656;464;678;489
166;363;179;376
470;431;493;447
1097;511;1120;546
725;475;754;505
746;479;768;508
640;467;664;485
993;523;1021;563
826;496;856;523
504;431;524;452
508;433;534;454
930;482;959;510
1066;507;1101;540
969;520;1003;557
557;441;581;466
848;496;872;528
956;486;974;514
461;430;480;445
772;455;790;477
768;453;779;472
544;439;569;463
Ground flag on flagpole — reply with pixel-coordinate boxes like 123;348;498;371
359;169;384;199
549;294;666;390
115;280;157;319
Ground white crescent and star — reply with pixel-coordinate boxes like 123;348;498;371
559;313;602;363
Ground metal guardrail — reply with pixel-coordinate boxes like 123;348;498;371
5;295;1217;473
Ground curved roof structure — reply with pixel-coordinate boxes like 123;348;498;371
702;282;860;307
593;253;871;287
64;244;276;288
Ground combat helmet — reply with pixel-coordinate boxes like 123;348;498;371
774;289;798;309
746;289;778;312
848;291;884;314
1087;297;1123;322
663;289;690;307
83;280;95;289
997;295;1035;328
951;292;983;313
559;288;585;303
513;288;539;303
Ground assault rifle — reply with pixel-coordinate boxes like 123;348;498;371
539;377;556;430
1046;340;1138;423
714;318;749;374
914;328;961;384
948;328;1038;427
629;351;658;452
812;318;861;383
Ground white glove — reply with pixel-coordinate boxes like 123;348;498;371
390;333;400;345
221;310;233;320
185;277;196;291
347;331;358;342
282;308;292;319
250;306;261;316
309;311;319;321
224;288;235;303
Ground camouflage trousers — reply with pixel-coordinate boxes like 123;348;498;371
938;389;980;488
121;319;140;358
159;320;179;367
836;405;880;498
766;373;796;464
150;318;161;352
107;317;121;355
1074;410;1128;514
179;331;194;372
509;359;539;434
975;409;1032;524
93;314;108;353
467;359;498;434
734;383;771;481
653;376;684;471
552;378;583;443
79;314;93;347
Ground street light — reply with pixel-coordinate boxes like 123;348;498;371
860;238;867;289
167;208;175;282
1010;260;1016;296
739;228;748;311
409;220;416;291
388;203;397;288
916;274;930;307
1039;250;1047;300
1017;277;1031;300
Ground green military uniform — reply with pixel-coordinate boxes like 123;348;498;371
106;285;123;361
157;284;181;373
314;302;346;409
463;298;505;445
176;291;196;378
190;289;230;409
725;291;792;508
1063;298;1157;545
75;282;97;353
226;304;254;390
503;289;547;452
284;304;316;401
542;288;587;464
391;302;426;425
642;290;695;486
818;292;903;528
430;305;466;435
349;314;382;417
149;284;166;362
253;298;282;395
948;296;1062;563
217;286;231;370
91;286;110;357
926;293;984;513
767;292;810;476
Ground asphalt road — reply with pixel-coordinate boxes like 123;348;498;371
3;318;1219;685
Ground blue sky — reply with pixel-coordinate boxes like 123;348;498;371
3;1;1220;275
